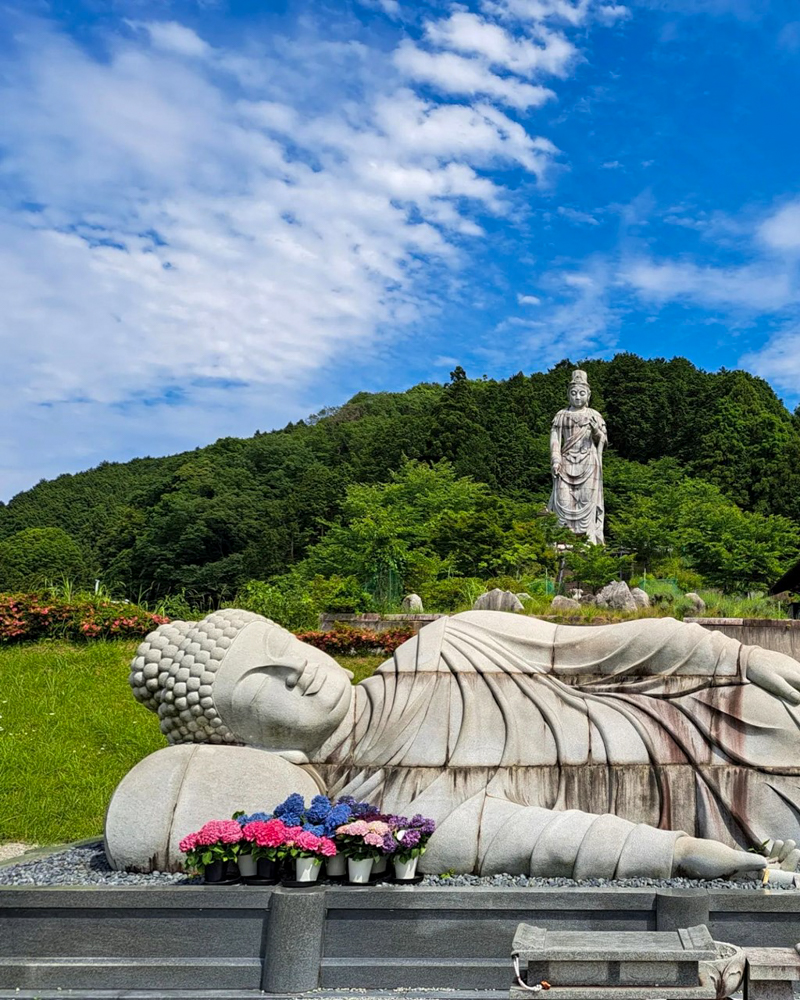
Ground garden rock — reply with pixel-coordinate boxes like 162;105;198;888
472;588;524;612
516;592;533;603
551;595;581;613
595;580;638;612
631;587;651;609
402;593;424;612
685;592;707;613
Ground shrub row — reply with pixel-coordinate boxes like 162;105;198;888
0;593;170;644
295;625;414;657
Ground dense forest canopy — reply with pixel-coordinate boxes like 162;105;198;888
1;354;799;605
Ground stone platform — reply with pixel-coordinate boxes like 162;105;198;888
1;883;799;997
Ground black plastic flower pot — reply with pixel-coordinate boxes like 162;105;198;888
204;860;225;883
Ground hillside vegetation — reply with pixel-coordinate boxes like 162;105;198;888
1;354;799;610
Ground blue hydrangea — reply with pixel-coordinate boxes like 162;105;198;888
303;823;325;836
274;793;305;819
280;812;303;828
306;795;333;823
237;811;272;827
323;802;352;834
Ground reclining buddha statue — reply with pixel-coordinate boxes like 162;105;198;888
105;609;800;879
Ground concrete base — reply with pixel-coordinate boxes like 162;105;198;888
1;884;799;995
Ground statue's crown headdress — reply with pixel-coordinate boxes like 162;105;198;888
570;369;589;386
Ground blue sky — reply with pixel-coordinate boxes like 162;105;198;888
1;0;799;499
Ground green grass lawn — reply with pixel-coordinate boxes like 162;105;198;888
0;641;384;845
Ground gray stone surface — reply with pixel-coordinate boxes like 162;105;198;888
595;580;638;612
401;593;424;612
548;370;606;546
685;592;707;613
262;887;325;992
472;589;525;612
113;611;800;879
551;595;582;613
516;592;533;603
631;587;651;608
104;745;321;872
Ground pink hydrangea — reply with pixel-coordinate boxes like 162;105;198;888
191;819;243;847
242;819;289;848
179;831;198;853
366;821;390;836
283;825;305;844
318;837;337;857
294;830;322;853
364;832;385;847
337;820;369;836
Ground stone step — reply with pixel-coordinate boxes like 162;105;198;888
322;955;511;989
0;956;262;991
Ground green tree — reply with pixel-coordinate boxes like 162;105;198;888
0;527;88;590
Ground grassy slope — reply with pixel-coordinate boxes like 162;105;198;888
0;642;384;844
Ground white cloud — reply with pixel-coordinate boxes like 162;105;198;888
740;325;800;395
622;259;797;310
130;21;211;58
517;293;542;304
483;0;627;27
0;9;606;495
758;200;800;252
424;11;578;78
558;205;599;225
393;42;555;109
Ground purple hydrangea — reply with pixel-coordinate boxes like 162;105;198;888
400;829;422;848
381;831;397;854
410;815;436;835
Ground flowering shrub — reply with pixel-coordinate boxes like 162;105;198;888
294;625;413;657
0;592;169;644
179;819;244;870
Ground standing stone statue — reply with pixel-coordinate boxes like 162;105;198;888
548;369;607;545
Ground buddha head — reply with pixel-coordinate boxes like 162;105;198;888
130;610;353;757
568;369;591;410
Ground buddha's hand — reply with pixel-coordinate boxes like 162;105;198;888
763;839;800;871
672;836;767;880
746;650;800;705
552;460;561;477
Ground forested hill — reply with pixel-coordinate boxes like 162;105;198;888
2;353;800;601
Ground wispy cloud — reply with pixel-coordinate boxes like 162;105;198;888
0;7;610;496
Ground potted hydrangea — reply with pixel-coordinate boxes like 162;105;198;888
240;817;291;882
282;826;337;882
233;811;273;879
388;814;436;880
179;819;245;883
334;819;392;884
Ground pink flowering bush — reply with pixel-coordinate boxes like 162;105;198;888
0;592;169;644
179;819;244;871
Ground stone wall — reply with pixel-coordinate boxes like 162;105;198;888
685;617;800;663
1;884;798;994
319;612;444;634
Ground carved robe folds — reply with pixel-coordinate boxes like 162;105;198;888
314;612;800;875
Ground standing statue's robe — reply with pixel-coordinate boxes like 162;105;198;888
548;407;606;545
313;612;800;877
